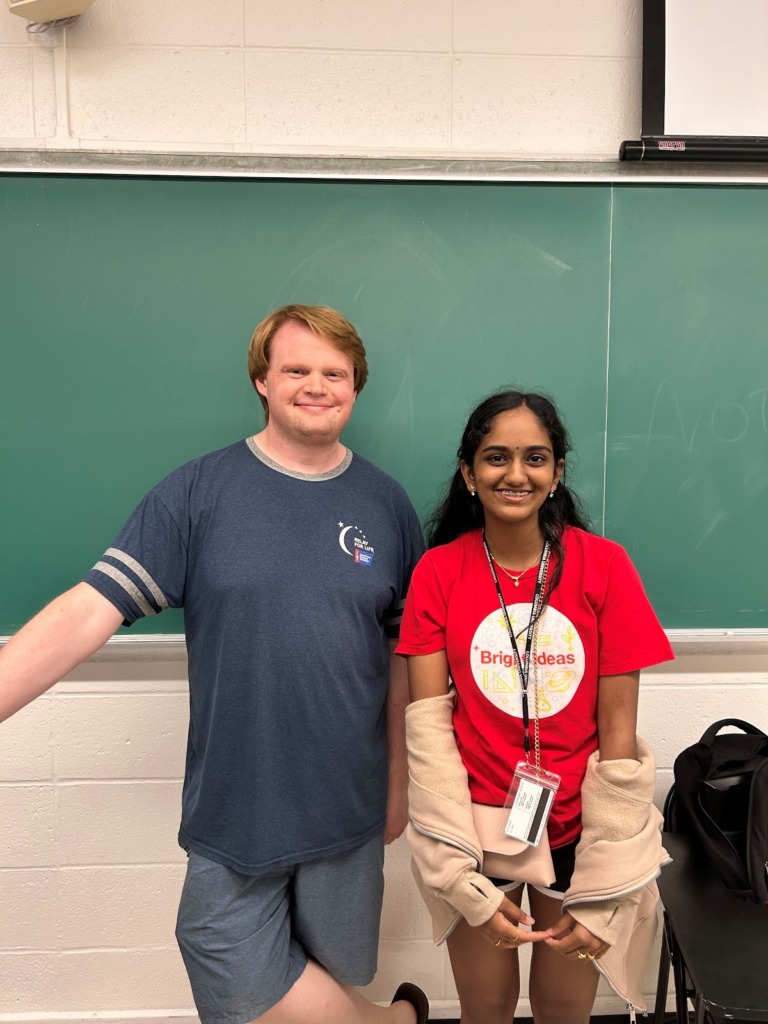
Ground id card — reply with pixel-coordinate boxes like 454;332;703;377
504;761;561;847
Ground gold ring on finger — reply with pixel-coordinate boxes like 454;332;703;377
587;952;596;960
577;950;588;960
512;926;519;942
493;938;502;947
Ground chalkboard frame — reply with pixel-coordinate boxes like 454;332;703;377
3;149;768;184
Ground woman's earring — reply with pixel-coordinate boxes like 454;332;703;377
469;488;476;497
549;488;556;499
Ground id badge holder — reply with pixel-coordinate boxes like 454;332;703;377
503;761;561;847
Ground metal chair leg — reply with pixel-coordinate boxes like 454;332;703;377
654;913;672;1024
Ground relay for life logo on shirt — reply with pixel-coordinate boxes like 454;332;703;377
470;604;585;717
337;521;375;565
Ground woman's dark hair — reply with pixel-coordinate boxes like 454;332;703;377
426;389;591;597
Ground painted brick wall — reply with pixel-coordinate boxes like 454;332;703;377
0;0;641;158
3;645;766;1018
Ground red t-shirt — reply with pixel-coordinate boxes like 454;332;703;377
397;527;674;848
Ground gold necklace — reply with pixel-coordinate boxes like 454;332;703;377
492;554;541;588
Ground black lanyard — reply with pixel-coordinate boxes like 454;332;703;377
481;534;551;757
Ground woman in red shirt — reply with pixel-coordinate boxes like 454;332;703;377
397;390;672;1024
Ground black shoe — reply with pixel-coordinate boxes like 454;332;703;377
391;981;429;1023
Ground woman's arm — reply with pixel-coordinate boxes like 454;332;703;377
597;671;640;761
384;642;410;844
545;670;643;958
406;649;451;701
405;656;546;947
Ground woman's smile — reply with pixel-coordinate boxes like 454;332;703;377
495;488;533;501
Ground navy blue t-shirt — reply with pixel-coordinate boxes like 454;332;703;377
84;438;424;873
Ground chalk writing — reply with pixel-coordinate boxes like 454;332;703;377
646;380;768;451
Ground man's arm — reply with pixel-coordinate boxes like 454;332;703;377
384;640;410;844
0;582;123;724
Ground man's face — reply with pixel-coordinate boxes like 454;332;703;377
255;320;357;447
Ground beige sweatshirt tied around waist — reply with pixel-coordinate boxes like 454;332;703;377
405;691;670;1012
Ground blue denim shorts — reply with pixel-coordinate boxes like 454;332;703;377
175;830;385;1024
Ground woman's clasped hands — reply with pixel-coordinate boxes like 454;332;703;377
479;898;608;961
478;895;547;950
544;909;610;961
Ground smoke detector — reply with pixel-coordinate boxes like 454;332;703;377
7;0;95;23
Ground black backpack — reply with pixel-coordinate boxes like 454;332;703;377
665;718;768;904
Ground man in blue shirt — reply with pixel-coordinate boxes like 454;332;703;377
0;305;428;1024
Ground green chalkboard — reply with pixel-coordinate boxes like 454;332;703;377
607;186;768;627
1;175;766;633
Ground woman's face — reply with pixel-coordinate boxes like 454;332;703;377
461;406;564;533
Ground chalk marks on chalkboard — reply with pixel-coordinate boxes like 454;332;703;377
675;466;705;496
696;510;727;551
645;378;768;451
537;249;573;273
607;376;768;555
752;387;768;434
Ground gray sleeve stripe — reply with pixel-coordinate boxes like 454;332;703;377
92;562;157;618
385;598;406;627
104;547;169;610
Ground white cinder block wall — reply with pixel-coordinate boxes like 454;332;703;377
1;0;766;1020
3;645;767;1019
0;0;641;157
